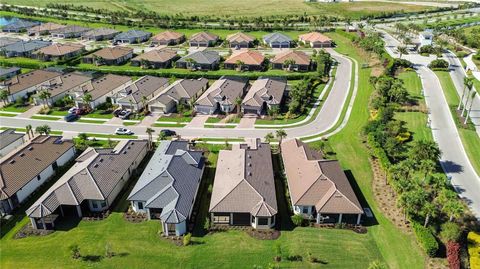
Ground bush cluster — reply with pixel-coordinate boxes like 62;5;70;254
412;222;439;257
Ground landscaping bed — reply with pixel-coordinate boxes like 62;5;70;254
123;212;147;223
82;210;111;221
310;223;367;234
14;223;54;239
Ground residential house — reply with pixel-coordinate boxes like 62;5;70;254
262;33;293;48
74;74;132;109
27;22;66;36
0;37;21;49
209;139;278;229
242;77;287;115
281;139;364;224
0;136;75;215
189;32;219;47
226;32;255;48
0;69;61;102
1;40;52;58
195;76;249;114
131;49;179;69
149;78;209;113
224;50;266;71
50;25;91;38
33;72;92;106
128;140;205;236
2;19;39;33
298;32;332;48
32;43;85;61
176;51;220;71
0;67;21;80
26;140;148;230
81;28;120;41
115;76;169;112
83;46;133;66
0;129;25;157
114;30;152;44
151;31;185;46
270;50;312;71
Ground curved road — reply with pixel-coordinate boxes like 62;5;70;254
382;30;480;218
0;49;353;140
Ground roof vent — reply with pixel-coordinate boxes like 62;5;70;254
248;172;252;176
9;160;15;164
123;151;127;154
247;154;251;158
93;163;99;168
28;147;34;151
20;153;25;157
99;158;104;162
248;163;251;167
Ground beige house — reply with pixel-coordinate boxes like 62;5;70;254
83;47;133;66
281;139;364;224
33;43;85;61
298;32;332;48
209;139;278;229
73;74;132;109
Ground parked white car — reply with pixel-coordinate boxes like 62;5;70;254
115;128;134;135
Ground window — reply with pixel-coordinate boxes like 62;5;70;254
37;175;41;181
302;207;309;214
100;201;107;208
52;161;58;171
92;201;98;209
258;217;268;226
138;202;144;210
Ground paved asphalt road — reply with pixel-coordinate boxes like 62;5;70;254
382;30;480;218
0;49;353;141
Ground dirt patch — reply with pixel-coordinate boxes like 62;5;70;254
246;229;281;240
14;223;54;239
82;210;111;221
123;212;147;223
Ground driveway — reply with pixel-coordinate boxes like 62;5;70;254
17;105;42;118
186;115;210;128
237;115;256;129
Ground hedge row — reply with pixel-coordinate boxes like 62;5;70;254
366;133;392;171
412;222;439;257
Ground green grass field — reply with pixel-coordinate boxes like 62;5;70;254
2;0;433;19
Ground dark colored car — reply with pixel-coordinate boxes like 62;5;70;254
64;113;79;122
160;129;176;136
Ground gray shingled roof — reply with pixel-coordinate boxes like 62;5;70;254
114;30;151;40
117;75;168;104
177;51;220;65
26;140;148;218
263;33;292;44
0;37;21;48
195;76;247;107
2;40;51;53
128;140;204;224
0;129;24;151
82;27;120;39
242;77;286;107
0;67;20;77
50;25;90;35
150;78;208;106
2;19;39;31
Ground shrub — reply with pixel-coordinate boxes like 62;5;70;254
446;241;461;269
203;217;211;231
69;244;81;259
468;232;480;269
413;222;439;257
183;233;192;246
291;214;304;227
307;252;319;263
286;255;303;262
428;59;449;69
419;45;434;54
273;243;282;262
440;222;462;243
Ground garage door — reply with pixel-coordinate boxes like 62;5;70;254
150;106;164;113
232;213;251;225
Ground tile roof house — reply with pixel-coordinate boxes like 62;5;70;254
263;33;293;48
0;136;75;215
1;40;52;58
27;22;66;36
281;139;364;224
114;30;152;44
149;78;209;114
176;51;221;71
209;139;278;229
33;72;92;106
115;75;169;112
0;67;21;80
81;28;120;41
271;50;312;71
226;32;256;48
151;31;185;46
32;43;85;61
50;25;91;38
242;77;287;115
195;76;249;114
83;46;133;66
0;69;61;102
73;74;132;109
131;49;180;69
298;32;332;48
128;140;205;236
224;50;266;71
2;19;39;33
26;140;148;230
189;32;219;47
0;37;21;48
0;129;25;157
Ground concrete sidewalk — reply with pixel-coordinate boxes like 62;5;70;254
17;105;42;118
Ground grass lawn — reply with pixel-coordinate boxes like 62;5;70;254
0;105;30;113
30;115;61;121
76;119;106;124
0;127;62;135
84;133;138;139
435;71;480;175
152;123;186;128
157;116;192;123
0;112;17;117
196;137;245;142
398;71;422;100
122;121;138;126
205;117;222;124
204;125;236;129
82;112;114;119
309;31;425;269
47;110;69;116
2;0;434;19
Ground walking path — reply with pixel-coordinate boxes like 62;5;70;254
17;105;42;118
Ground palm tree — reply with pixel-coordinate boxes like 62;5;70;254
234;97;242;115
464;91;477;124
0;89;9;105
264;132;274;143
398;46;407;59
141;95;149;113
38;90;52;108
25;124;32;140
35;125;51;135
82;93;93;112
283;59;296;71
275;129;287;151
421;202;437;227
235;60;245;72
442;199;464;222
146;127;155;149
418;159;436;181
458;77;473;110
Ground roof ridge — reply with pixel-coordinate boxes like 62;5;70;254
209;178;246;212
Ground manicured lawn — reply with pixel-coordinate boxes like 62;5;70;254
47;110;69;116
76;119;106;124
205;117;222;124
84;133;138;139
204;125;236;129
0;112;17;117
0;127;62;135
122;121;138;126
82;112;114;119
435;71;480;175
309;31;425;269
0;105;29;113
152;123;186;128
395;112;433;142
157;116;192;123
30;115;61;121
0;56;54;68
398;71;423;101
197;138;245;142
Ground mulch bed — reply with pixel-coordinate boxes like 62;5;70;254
14;223;54;239
123;211;147;223
246;229;281;240
82;210;111;221
310;223;367;234
159;233;183;246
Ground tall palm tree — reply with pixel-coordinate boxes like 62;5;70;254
141;95;149;113
25;124;32;139
275;129;287;151
461;86;472;117
82;93;93;112
146;127;155;149
398;46;407;59
0;89;9;105
234;97;242;115
264;132;274;143
38;90;52;108
235;60;245;72
464;91;477;124
458;77;473;110
35;125;51;136
421;202;437;227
